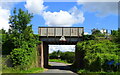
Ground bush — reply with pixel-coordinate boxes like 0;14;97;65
49;51;75;63
76;40;120;72
49;51;59;59
61;52;75;63
10;48;29;69
10;47;37;70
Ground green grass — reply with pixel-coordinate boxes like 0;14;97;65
19;67;44;73
77;70;120;75
77;72;120;75
2;56;44;73
49;59;71;64
2;67;44;73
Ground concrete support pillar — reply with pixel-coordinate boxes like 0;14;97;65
38;42;44;68
73;44;85;69
43;42;49;68
38;41;49;68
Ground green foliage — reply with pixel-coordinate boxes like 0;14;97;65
83;35;95;41
8;8;34;48
92;29;101;35
111;30;119;42
10;48;30;67
61;52;75;63
91;29;105;37
2;65;44;73
1;8;40;70
49;59;68;64
77;69;89;73
49;50;62;59
9;8;33;33
111;30;118;37
1;29;14;55
76;40;120;72
49;51;58;59
49;51;75;63
111;30;119;43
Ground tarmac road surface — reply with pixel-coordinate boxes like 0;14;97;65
42;62;78;75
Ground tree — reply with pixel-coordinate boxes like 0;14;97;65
9;8;33;33
92;29;101;35
111;30;118;36
118;28;120;43
1;29;14;55
91;29;105;37
83;35;95;41
9;8;33;48
111;30;119;43
8;8;39;70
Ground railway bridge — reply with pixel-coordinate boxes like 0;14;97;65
38;27;84;68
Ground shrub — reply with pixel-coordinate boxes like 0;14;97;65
49;51;75;63
76;40;120;72
61;52;75;63
10;48;37;70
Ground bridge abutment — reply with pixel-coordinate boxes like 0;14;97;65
43;42;49;68
38;41;49;68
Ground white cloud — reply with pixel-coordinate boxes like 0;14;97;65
0;0;18;10
24;0;85;26
0;1;19;31
0;6;10;31
42;6;85;27
84;32;89;35
77;0;118;17
77;0;120;2
43;11;73;27
25;0;47;14
0;0;26;2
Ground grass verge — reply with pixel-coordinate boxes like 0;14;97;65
77;69;120;75
2;67;44;73
49;59;71;64
77;72;120;75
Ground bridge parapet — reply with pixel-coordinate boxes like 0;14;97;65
38;27;84;37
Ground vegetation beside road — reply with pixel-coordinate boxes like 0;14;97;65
77;70;120;75
2;66;44;73
49;59;70;64
74;29;120;74
49;51;75;63
1;8;42;73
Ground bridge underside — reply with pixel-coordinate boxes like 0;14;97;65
40;36;82;44
38;37;83;68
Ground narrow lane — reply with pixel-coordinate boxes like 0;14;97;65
42;62;78;75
